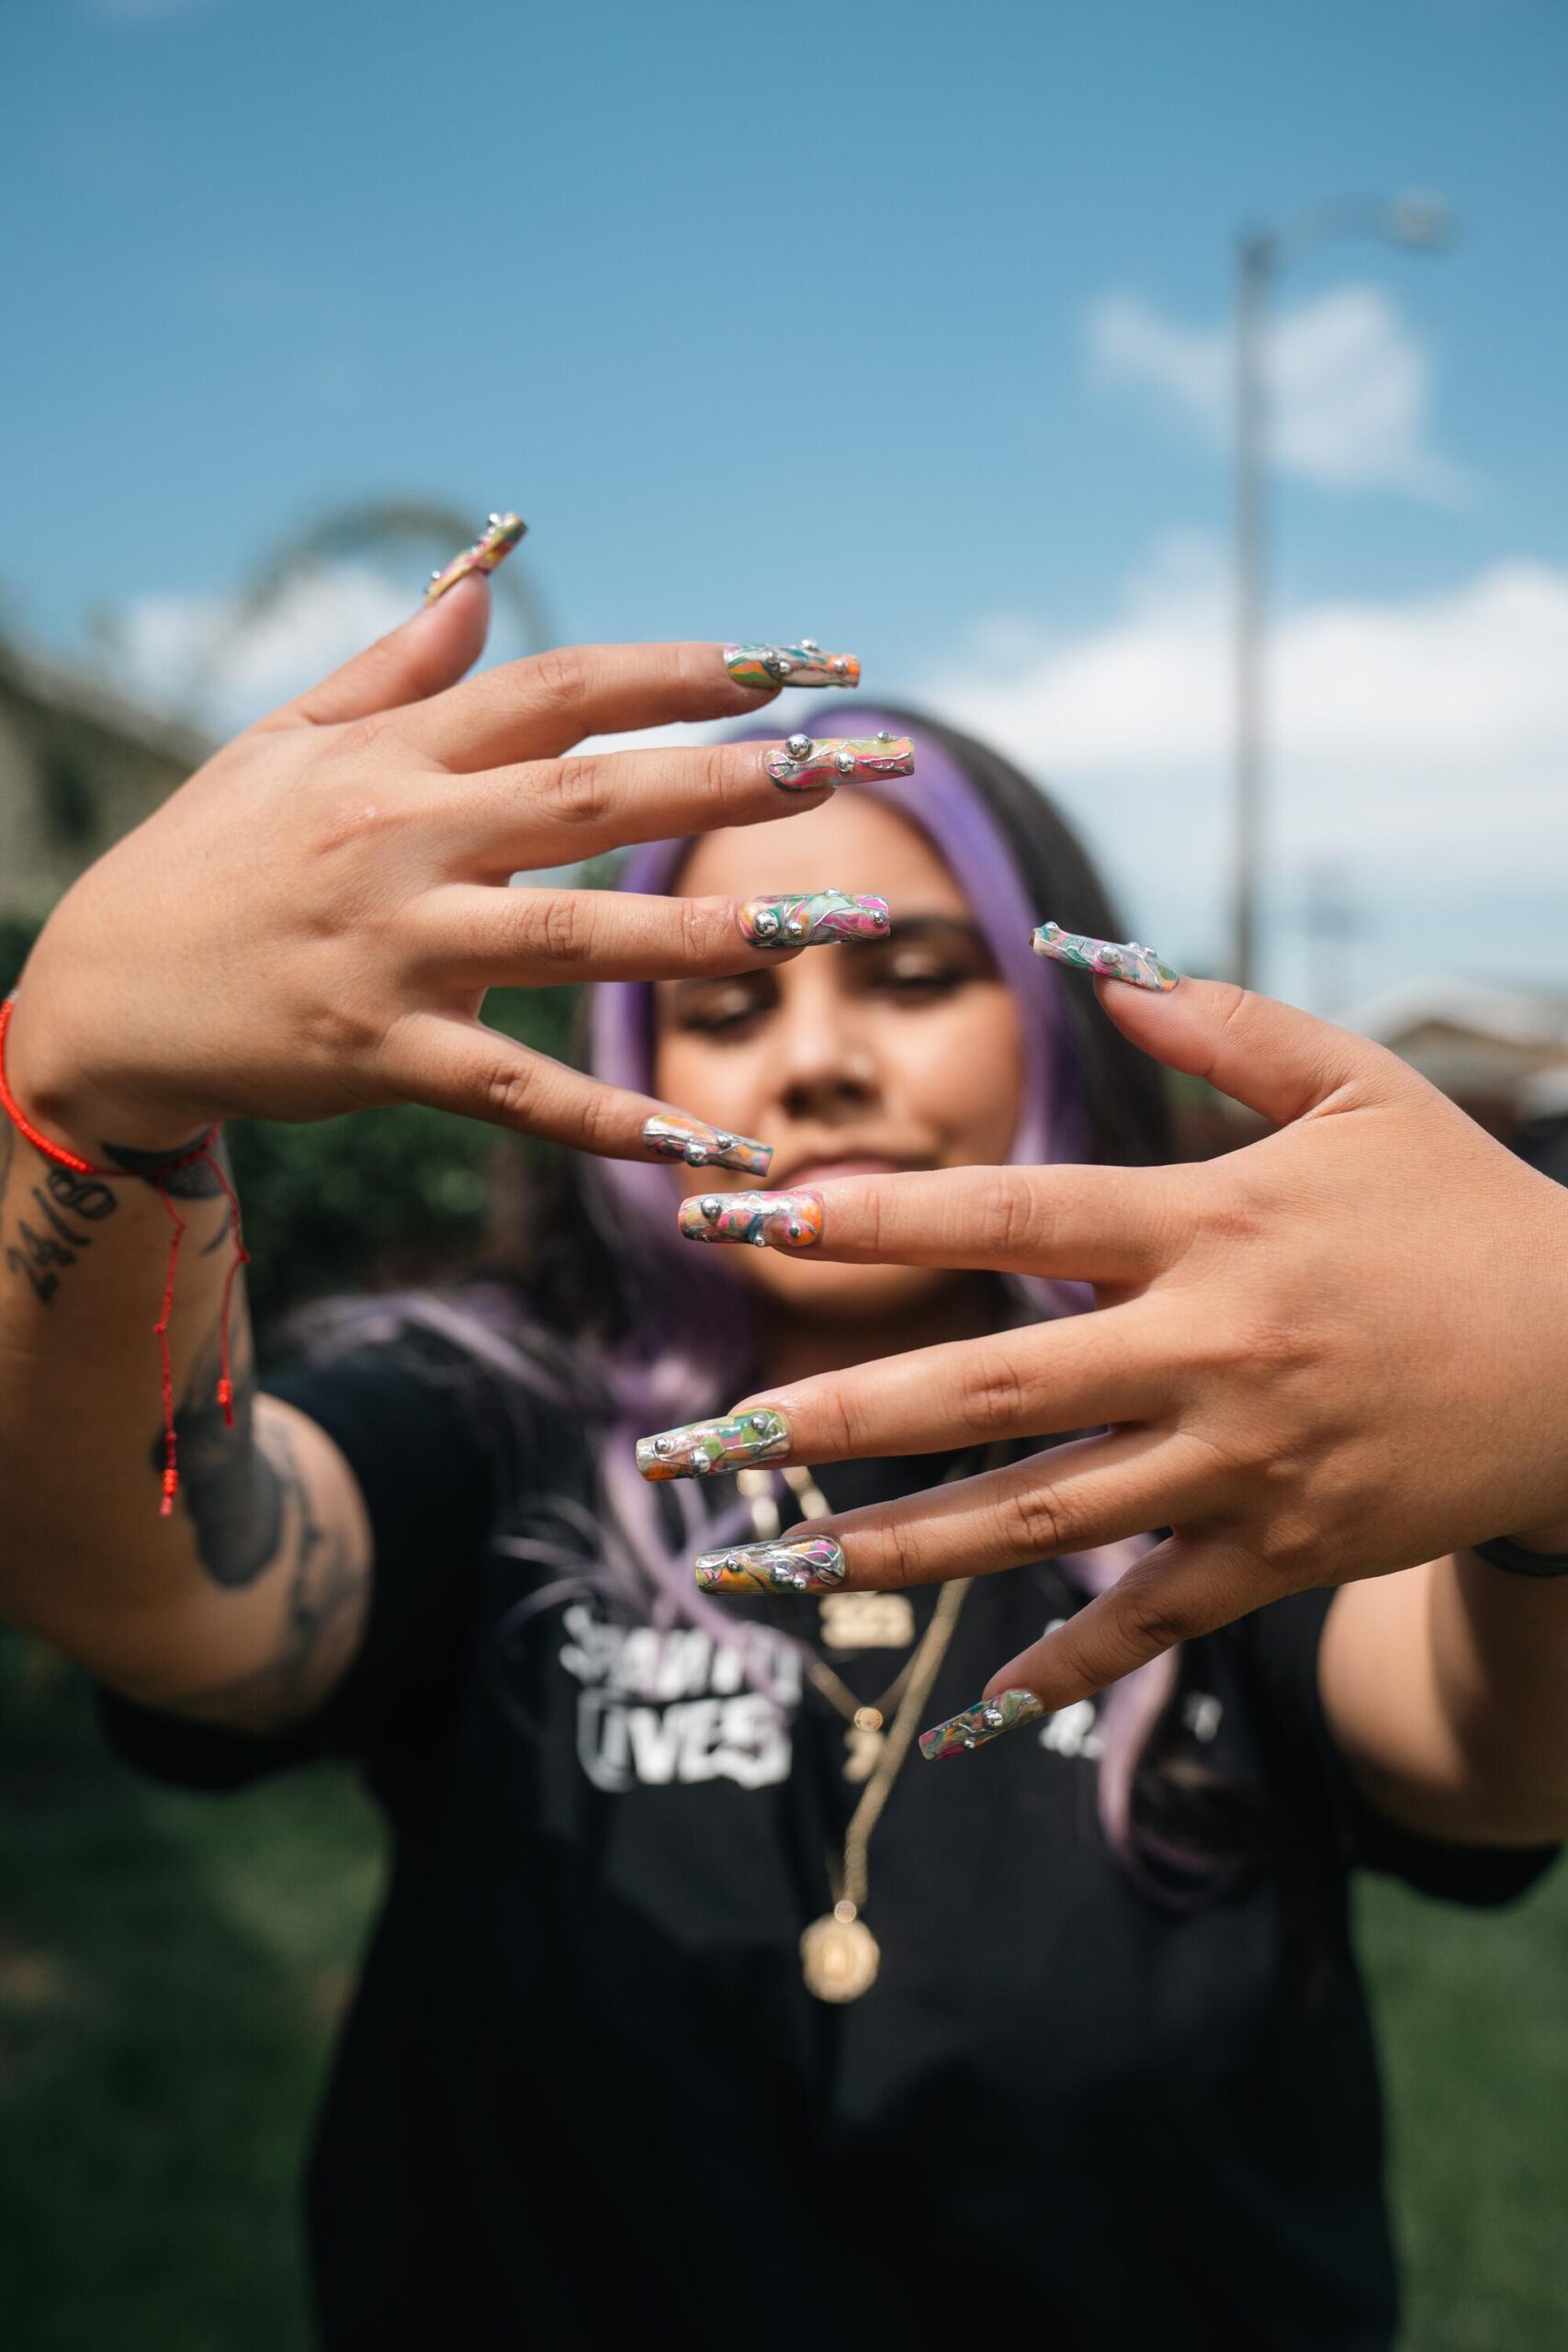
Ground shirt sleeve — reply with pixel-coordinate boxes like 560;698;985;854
98;1332;516;1792
1240;1588;1561;1907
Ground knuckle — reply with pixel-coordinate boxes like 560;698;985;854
548;756;615;831
979;1171;1043;1261
864;1515;927;1594
679;895;721;964
527;643;589;713
998;1477;1070;1560
1112;1569;1198;1658
687;744;739;814
539;894;593;966
479;1056;540;1126
954;1343;1031;1431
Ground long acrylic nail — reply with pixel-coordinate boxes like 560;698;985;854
1030;921;1179;994
637;1407;791;1481
425;512;526;605
739;890;890;949
919;1688;1045;1761
726;640;861;690
679;1190;823;1249
695;1535;846;1594
767;733;914;792
641;1112;772;1178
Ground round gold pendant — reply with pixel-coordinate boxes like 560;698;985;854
800;1903;881;2003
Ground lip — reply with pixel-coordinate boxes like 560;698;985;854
766;1152;924;1190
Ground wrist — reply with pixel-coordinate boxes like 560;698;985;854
2;994;215;1163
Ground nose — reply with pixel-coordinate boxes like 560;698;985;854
765;961;882;1125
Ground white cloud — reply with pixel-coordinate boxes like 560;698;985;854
1088;283;1468;502
925;543;1568;1002
106;564;414;730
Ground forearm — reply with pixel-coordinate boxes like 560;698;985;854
1325;1552;1568;1846
0;1102;366;1724
1423;1548;1568;1838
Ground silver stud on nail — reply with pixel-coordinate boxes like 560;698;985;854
830;657;848;675
655;1436;673;1455
873;908;888;927
787;916;806;936
800;638;820;652
754;909;780;935
750;1412;770;1431
833;748;856;776
785;732;810;757
715;1131;734;1148
787;1220;803;1239
685;1144;707;1166
875;729;892;742
700;1195;721;1220
776;658;794;677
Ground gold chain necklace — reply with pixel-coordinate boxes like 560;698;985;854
739;1461;970;2003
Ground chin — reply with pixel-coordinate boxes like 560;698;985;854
738;1253;947;1322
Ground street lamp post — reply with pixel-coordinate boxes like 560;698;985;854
1228;191;1450;991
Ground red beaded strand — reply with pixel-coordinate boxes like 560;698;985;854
0;994;248;1516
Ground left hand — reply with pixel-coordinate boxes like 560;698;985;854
711;978;1568;1718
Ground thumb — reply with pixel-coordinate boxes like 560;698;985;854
1094;973;1404;1127
261;512;524;730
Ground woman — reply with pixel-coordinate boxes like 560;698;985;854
0;526;1562;2350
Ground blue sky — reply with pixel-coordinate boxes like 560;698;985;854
5;0;1566;1007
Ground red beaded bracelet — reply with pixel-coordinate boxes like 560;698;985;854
0;994;248;1516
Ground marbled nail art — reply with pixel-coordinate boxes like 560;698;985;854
641;1113;773;1178
678;1190;823;1249
739;890;890;948
694;1535;846;1594
766;733;915;792
425;512;526;605
1030;921;1179;993
637;1407;791;1482
726;639;861;690
919;1688;1045;1761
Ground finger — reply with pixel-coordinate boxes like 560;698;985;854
972;1534;1264;1719
423;734;909;872
677;1162;1182;1286
379;1009;771;1167
407;886;890;985
395;639;796;769
637;1307;1179;1484
1091;973;1408;1128
693;1431;1218;1597
263;571;494;733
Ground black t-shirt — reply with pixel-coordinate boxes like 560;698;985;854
103;1333;1557;2352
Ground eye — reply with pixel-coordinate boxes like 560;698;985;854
670;974;774;1036
866;946;988;1001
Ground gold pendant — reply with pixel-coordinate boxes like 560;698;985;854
800;1902;881;2003
843;1708;885;1784
818;1590;916;1650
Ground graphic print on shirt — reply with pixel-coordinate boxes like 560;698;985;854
558;1601;803;1793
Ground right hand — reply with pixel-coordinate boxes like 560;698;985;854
9;579;841;1157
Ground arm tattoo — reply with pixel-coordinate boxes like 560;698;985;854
157;1417;365;1735
3;1159;119;1303
153;1324;283;1586
1;1127;230;1306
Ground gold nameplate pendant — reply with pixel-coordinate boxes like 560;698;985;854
800;1901;881;2002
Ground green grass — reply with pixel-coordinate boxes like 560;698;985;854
0;1645;380;2352
1;1642;1563;2349
1359;1864;1568;2350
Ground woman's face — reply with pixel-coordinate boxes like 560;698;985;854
652;789;1027;1323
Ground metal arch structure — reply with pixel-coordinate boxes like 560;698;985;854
212;495;554;674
